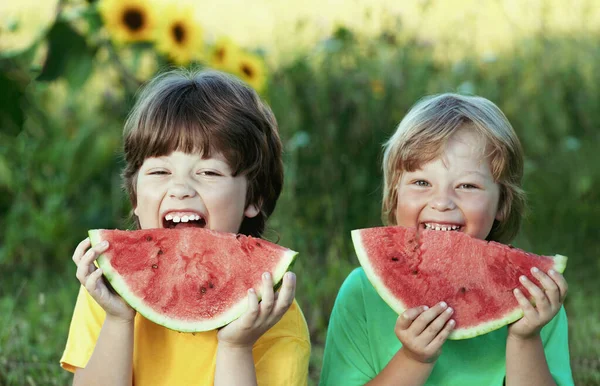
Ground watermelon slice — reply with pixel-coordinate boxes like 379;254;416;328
351;226;567;340
88;228;297;332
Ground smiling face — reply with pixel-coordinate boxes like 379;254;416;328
133;151;259;233
395;129;502;240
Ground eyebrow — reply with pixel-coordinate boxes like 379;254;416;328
458;170;491;179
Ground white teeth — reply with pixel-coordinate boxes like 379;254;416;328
424;223;461;231
181;215;189;222
195;215;201;221
173;216;181;223
165;214;173;221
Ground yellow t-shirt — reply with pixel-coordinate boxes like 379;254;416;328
61;286;311;385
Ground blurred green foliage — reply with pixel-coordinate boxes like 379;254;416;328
1;14;599;386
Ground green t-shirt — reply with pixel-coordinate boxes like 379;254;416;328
320;268;573;386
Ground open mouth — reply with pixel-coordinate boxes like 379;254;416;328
162;212;207;229
422;223;462;232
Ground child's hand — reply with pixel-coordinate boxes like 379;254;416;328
217;271;296;349
394;302;455;363
508;267;568;340
72;238;135;322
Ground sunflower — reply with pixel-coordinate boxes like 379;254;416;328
234;51;267;93
154;5;203;65
98;0;157;44
0;0;58;55
209;37;241;73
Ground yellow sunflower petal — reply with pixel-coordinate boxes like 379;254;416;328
154;4;203;65
99;0;158;44
209;37;242;73
234;51;267;93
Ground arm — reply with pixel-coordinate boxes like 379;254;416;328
320;269;453;386
506;267;569;386
214;271;297;386
73;316;134;385
366;303;454;386
71;238;136;386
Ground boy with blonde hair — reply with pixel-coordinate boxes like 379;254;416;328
321;93;573;385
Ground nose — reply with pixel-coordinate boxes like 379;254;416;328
168;179;197;200
429;188;456;212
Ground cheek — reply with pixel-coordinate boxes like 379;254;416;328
394;192;423;225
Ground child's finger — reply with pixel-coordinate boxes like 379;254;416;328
410;302;448;336
256;273;275;324
513;288;537;320
84;268;104;295
396;306;428;331
72;238;91;264
239;289;260;328
427;318;455;351
531;267;560;306
420;306;454;343
272;272;295;317
519;275;550;311
548;270;568;303
76;249;97;284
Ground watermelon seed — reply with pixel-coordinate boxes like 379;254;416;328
146;235;152;241
391;257;399;262
157;249;164;255
152;264;158;269
411;269;419;275
236;234;242;240
256;241;262;247
459;287;467;293
200;286;207;294
209;282;214;288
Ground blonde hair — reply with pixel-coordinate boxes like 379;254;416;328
122;69;283;237
382;93;525;243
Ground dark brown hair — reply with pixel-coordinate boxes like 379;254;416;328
122;69;283;237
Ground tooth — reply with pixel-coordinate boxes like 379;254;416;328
165;214;173;221
182;216;189;222
434;226;440;231
173;216;181;223
195;215;200;221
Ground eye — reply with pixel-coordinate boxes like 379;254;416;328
413;180;430;187
458;183;478;189
149;170;169;175
198;170;223;177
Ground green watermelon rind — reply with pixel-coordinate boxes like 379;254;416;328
351;229;568;340
89;229;298;332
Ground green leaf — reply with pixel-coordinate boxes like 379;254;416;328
37;21;96;87
0;72;26;136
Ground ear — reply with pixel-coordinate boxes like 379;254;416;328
244;203;260;219
495;200;507;222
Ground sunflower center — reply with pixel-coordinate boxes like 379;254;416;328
241;63;254;78
216;48;225;63
172;23;186;44
123;8;145;32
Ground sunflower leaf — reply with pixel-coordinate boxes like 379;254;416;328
37;21;96;88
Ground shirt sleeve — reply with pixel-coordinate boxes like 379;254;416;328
253;299;311;386
60;286;106;373
320;268;376;385
541;306;574;386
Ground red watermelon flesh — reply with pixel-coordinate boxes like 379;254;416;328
351;226;567;340
89;228;297;332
